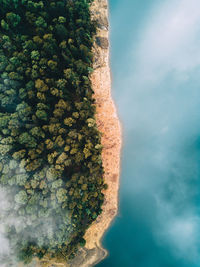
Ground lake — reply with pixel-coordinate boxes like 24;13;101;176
97;0;200;266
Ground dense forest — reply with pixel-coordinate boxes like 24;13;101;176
0;0;106;264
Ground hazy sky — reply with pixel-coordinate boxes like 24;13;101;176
98;0;200;266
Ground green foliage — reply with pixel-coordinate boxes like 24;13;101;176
79;238;86;247
31;50;40;61
6;12;21;27
35;16;47;28
0;0;105;264
0;0;20;9
56;188;67;203
15;191;28;205
18;133;37;148
36;109;47;121
1;19;9;30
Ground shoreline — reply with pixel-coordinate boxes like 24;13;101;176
67;0;122;266
19;0;121;266
68;0;122;265
79;0;122;264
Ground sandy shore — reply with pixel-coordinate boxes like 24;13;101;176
75;0;122;265
84;0;121;251
65;0;121;265
63;1;122;265
20;0;121;266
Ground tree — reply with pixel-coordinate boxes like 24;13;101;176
35;79;48;92
36;110;48;121
79;238;86;247
19;132;37;148
30;127;45;139
64;117;75;127
0;0;105;262
6;12;21;27
15;191;28;205
56;188;67;203
31;50;40;61
1;19;9;30
35;16;47;28
47;60;57;71
16;102;32;121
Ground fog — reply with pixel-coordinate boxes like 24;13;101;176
0;165;72;266
98;0;200;266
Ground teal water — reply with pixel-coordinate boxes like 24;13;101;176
97;0;200;266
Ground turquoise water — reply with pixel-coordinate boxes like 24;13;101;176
98;0;200;266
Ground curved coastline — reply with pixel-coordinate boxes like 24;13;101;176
78;0;122;265
67;0;122;265
84;0;121;248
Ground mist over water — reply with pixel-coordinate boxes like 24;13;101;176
98;0;200;266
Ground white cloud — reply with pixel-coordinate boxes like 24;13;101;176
155;194;200;262
167;217;199;252
134;0;200;87
120;0;200;262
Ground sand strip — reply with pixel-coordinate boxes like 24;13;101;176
65;0;122;265
84;0;121;249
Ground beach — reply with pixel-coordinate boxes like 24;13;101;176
84;0;121;253
65;0;121;265
75;0;122;264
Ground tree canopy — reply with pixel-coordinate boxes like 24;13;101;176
0;0;106;264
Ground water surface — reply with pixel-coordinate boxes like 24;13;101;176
98;0;200;266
